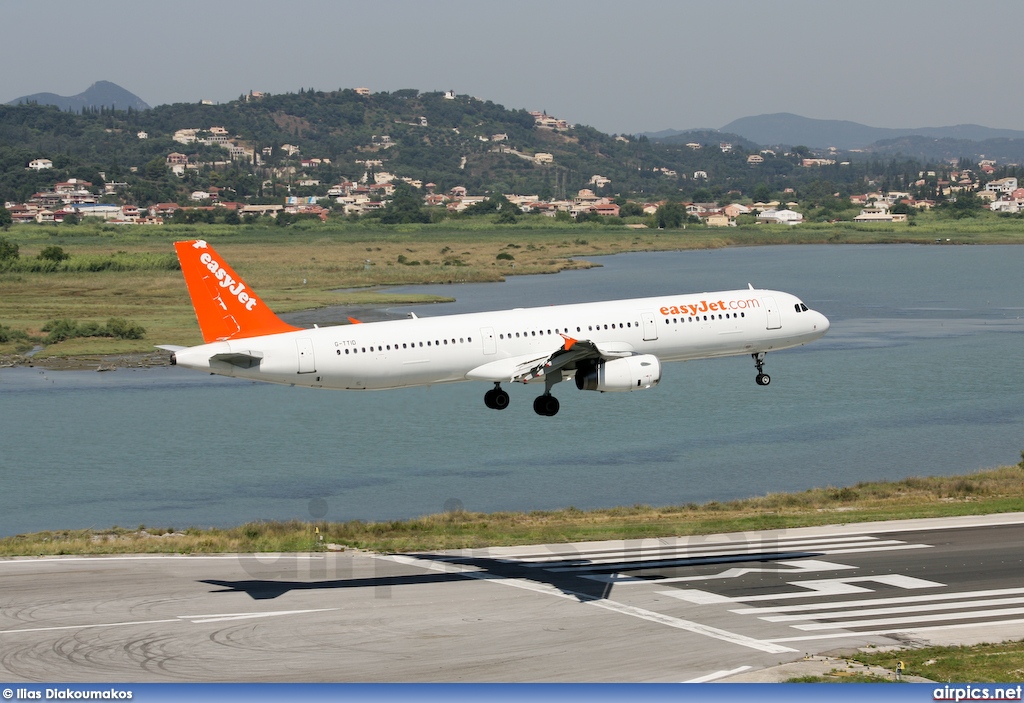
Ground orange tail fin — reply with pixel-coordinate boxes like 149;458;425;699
174;240;301;343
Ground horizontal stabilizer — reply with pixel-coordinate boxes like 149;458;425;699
155;344;186;352
210;351;264;369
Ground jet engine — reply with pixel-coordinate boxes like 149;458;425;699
574;354;662;392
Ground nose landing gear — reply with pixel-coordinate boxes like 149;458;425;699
752;352;771;386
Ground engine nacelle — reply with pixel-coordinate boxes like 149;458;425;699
575;354;662;392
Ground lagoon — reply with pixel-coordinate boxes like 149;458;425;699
1;244;1021;537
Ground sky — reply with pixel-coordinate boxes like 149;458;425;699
3;0;1022;135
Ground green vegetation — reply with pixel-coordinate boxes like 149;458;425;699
41;316;145;344
3;461;1022;556
854;641;1024;683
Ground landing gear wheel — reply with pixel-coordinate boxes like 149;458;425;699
485;384;510;410
533;394;560;417
752;352;770;387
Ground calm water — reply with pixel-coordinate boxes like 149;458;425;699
1;244;1022;536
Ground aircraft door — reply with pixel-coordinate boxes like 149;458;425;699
296;338;316;373
641;312;658;341
762;296;782;330
480;327;497;355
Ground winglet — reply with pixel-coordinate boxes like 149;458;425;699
173;240;302;343
347;317;363;325
559;333;578;351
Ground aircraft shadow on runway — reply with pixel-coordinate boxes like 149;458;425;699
200;549;824;601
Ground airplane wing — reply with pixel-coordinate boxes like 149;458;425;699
466;335;634;384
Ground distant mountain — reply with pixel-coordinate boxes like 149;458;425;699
719;113;1024;150
863;135;1024;164
7;80;150;112
639;128;715;140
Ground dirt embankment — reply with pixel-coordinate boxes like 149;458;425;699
0;350;171;371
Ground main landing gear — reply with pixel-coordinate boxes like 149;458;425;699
484;383;510;410
532;394;560;417
752;352;771;386
484;383;562;416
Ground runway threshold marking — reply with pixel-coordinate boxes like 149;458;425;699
378;554;796;654
0;608;338;635
769;616;1024;643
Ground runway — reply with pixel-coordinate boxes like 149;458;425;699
2;513;1023;682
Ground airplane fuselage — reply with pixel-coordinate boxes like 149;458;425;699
172;288;828;391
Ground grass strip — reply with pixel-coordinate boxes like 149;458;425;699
3;461;1022;556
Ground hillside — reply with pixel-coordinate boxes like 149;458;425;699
0;88;1019;209
7;80;151;112
719;112;1024;155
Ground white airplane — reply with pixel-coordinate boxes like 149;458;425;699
161;239;830;416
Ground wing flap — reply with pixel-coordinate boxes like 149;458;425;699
466;353;552;382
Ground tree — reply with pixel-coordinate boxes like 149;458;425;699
379;182;430;224
39;245;70;262
618;201;643;217
655;201;685;229
144;157;168;181
0;236;18;259
940;191;984;219
752;183;773;202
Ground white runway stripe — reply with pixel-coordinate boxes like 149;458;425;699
542;539;923;572
684;665;752;682
732;587;1024;614
507;535;894;564
770;616;1024;643
792;605;1024;630
761;596;1024;622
